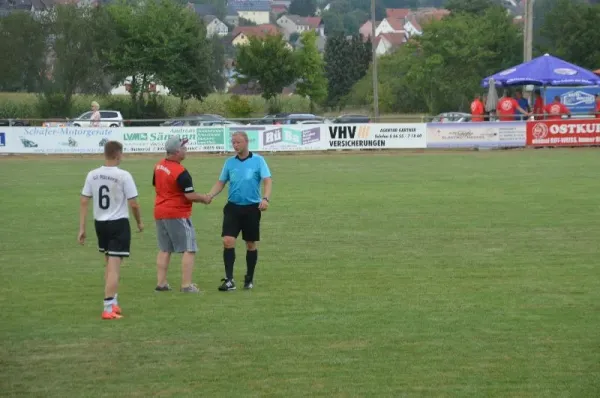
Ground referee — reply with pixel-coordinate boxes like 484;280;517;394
207;131;272;291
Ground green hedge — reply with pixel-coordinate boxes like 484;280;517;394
0;93;313;120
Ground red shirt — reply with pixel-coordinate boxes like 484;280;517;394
533;97;545;120
595;102;600;119
544;102;570;120
470;99;484;122
153;159;194;219
497;97;520;121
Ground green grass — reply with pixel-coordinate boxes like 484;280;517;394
1;150;599;397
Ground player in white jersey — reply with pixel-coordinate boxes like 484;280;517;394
78;141;144;320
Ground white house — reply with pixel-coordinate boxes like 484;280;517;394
375;17;405;36
276;14;324;39
203;15;229;37
375;33;406;56
229;0;271;25
403;15;423;37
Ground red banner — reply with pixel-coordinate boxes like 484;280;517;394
526;120;600;146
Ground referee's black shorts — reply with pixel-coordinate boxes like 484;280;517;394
221;202;261;242
94;218;131;257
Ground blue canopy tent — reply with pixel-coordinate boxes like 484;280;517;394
480;54;600;118
481;54;600;87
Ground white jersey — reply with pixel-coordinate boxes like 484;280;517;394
81;166;138;221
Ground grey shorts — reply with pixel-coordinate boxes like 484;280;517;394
155;218;198;253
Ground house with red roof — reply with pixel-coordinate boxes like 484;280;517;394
385;8;411;20
359;20;381;40
271;2;288;16
375;17;405;36
231;24;290;48
404;14;423;37
276;14;324;39
375;33;406;56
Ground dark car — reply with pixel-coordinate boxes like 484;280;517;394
0;119;30;126
250;113;322;125
161;114;236;127
333;114;371;124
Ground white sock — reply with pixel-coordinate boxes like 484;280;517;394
114;293;119;305
103;298;115;312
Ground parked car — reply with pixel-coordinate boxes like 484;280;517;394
161;114;236;126
250;113;324;125
430;112;472;123
69;110;124;127
332;114;371;123
0;119;30;126
296;117;332;124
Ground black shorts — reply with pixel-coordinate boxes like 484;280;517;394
94;218;131;258
221;202;261;242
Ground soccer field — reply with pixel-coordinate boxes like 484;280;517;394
1;150;599;397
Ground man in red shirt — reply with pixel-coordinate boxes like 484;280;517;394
595;94;600;119
544;96;571;120
497;91;529;121
470;94;485;122
532;90;545;120
152;136;211;293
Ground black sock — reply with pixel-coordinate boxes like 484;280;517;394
223;248;235;280
246;250;258;280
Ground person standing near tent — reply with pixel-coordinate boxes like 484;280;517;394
544;96;571;120
514;90;530;121
533;90;545;120
497;91;529;121
470;94;485;122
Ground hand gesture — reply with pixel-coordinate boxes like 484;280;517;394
78;229;86;245
258;199;269;211
137;222;144;232
204;194;212;205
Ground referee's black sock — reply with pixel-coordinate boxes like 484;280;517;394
246;250;257;280
223;248;235;280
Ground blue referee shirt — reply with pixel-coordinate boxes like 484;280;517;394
219;152;271;205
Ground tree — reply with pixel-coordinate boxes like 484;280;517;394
321;0;383;35
348;5;522;114
106;0;214;115
405;6;521;113
538;0;600;69
235;34;297;101
238;17;257;26
186;0;227;20
324;34;371;108
445;0;496;15
289;32;301;45
289;0;317;17
209;37;226;92
0;11;47;92
295;31;328;111
40;5;114;116
321;11;344;35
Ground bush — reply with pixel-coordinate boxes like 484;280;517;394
35;93;74;119
225;95;253;118
0;92;315;121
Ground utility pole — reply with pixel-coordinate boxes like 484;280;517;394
371;0;379;121
523;0;535;62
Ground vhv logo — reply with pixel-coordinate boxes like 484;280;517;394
0;132;5;147
561;91;595;107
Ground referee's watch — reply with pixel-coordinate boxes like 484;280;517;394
262;197;269;202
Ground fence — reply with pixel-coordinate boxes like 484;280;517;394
1;119;599;154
